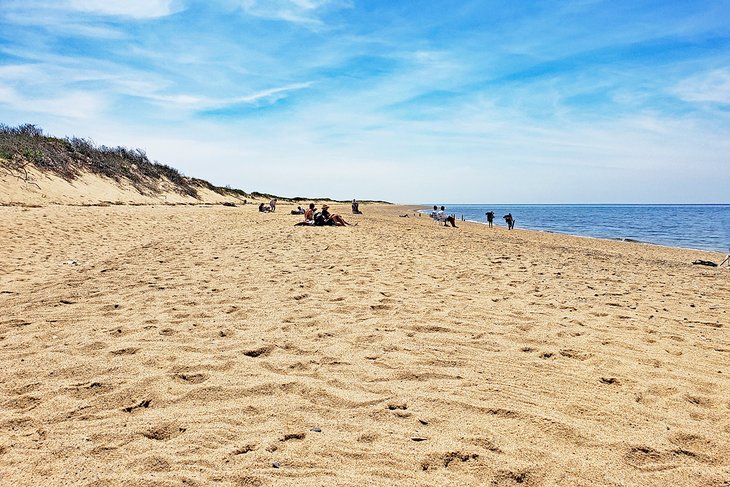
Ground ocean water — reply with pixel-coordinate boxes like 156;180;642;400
423;204;730;253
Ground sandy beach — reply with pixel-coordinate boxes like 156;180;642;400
1;202;728;486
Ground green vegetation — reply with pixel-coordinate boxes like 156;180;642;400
0;123;390;204
0;123;238;199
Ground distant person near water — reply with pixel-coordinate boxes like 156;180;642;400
503;212;515;230
486;211;495;228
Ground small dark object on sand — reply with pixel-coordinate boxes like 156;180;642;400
418;419;429;425
411;436;428;442
222;202;236;207
272;462;281;468
310;427;322;433
693;260;717;267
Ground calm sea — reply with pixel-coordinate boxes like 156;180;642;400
423;204;730;253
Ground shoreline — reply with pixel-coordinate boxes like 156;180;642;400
461;216;727;255
415;206;729;255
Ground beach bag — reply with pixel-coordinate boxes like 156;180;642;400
314;212;326;226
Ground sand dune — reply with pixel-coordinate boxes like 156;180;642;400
0;164;245;206
1;203;728;486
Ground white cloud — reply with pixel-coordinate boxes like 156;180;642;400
239;0;350;27
0;54;312;119
0;0;182;34
0;1;179;39
1;12;125;38
673;69;730;105
0;85;106;120
141;82;313;110
67;0;184;19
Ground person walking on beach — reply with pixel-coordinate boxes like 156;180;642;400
503;212;515;230
269;198;277;212
486;211;494;228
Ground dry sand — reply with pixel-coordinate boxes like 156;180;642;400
1;202;729;486
0;165;246;206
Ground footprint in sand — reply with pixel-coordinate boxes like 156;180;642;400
142;422;186;441
109;347;140;356
174;372;208;384
232;444;257;455
420;451;479;471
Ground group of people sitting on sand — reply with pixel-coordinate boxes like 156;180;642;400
430;206;458;227
295;203;355;226
258;198;277;213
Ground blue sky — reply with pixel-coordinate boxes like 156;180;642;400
1;0;729;203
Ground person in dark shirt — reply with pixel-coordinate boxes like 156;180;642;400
319;205;355;226
503;212;515;230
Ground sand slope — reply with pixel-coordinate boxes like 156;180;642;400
0;204;728;486
0;164;245;206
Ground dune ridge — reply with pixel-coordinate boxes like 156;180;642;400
0;124;390;207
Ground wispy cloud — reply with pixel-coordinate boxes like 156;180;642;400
1;0;184;20
238;0;351;28
673;69;730;105
143;82;314;111
67;0;184;19
1;1;729;202
0;0;183;42
0;55;312;119
0;85;106;120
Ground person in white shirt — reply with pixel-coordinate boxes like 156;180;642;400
436;206;457;227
